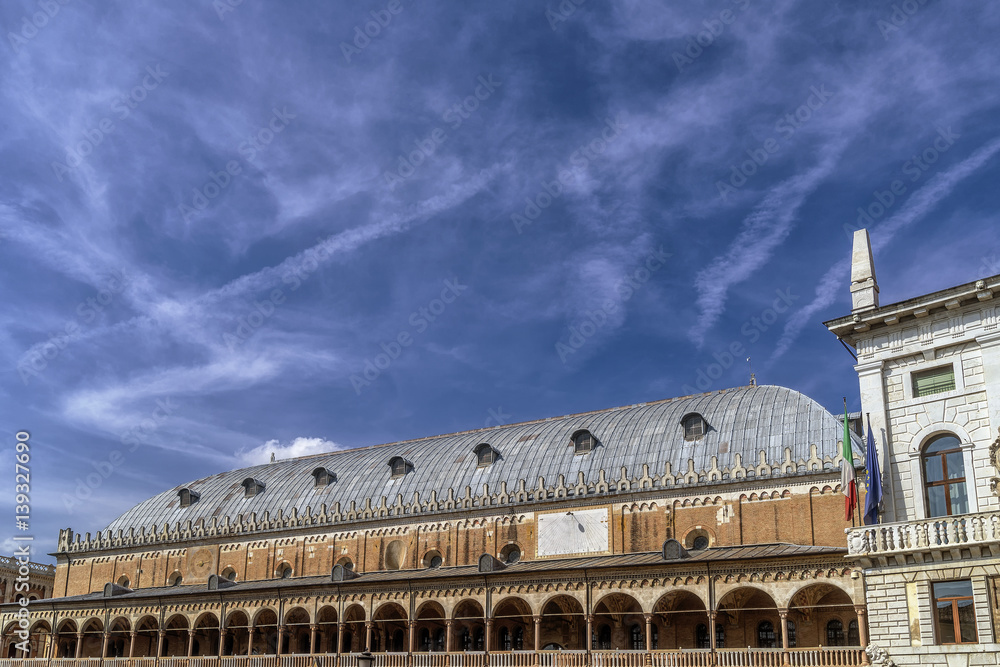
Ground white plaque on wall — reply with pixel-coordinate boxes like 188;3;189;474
536;507;609;557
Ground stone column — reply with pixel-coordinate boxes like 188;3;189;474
778;609;790;667
129;630;137;658
365;622;373;651
219;629;228;657
533;615;541;652
277;626;288;655
708;611;717;651
337;622;344;655
446;620;454;653
644;614;654;665
408;620;416;654
247;627;254;656
310;623;318;654
74;632;83;659
485;618;493;653
856;606;871;665
101;630;110;658
187;628;196;657
156;630;166;658
585;614;593;653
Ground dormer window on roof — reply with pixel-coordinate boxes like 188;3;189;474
572;430;596;454
388;456;413;479
177;487;200;508
241;478;265;498
312;467;336;488
474;443;498;468
681;413;707;440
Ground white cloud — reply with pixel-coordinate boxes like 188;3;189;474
235;436;346;466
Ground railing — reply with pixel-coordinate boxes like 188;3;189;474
846;509;1000;556
0;650;867;667
650;650;712;667
590;651;646;667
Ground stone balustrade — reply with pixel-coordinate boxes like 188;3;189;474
845;510;1000;560
0;648;867;667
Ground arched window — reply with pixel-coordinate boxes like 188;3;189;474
785;620;796;648
278;563;292;579
826;619;845;646
221;567;237;581
682;413;707;440
435;629;445;652
312;467;335;488
651;625;658;650
474;628;484;651
474;443;497;468
116;575;130;588
696;624;709;649
757;621;776;648
630;624;645;650
419;628;430;652
513;627;524;650
461;628;471;651
500;627;511;650
716;624;725;649
336;557;354;571
423;551;443;568
572;430;596;454
597;624;611;650
848;620;859;646
168;571;183;587
388;457;412;479
922;434;968;517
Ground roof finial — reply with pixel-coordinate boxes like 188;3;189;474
747;357;756;386
270;452;276;463
850;229;879;311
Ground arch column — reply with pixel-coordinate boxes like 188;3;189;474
586;614;593;653
247;627;254;657
408;620;416;654
445;620;454;653
708;611;717;652
485;619;493;653
129;631;137;658
277;626;288;656
75;633;83;659
856;606;871;665
644;614;653;663
310;624;318;654
219;629;227;658
533;615;541;652
187;628;196;657
157;630;166;658
778;609;790;667
337;622;343;655
101;630;109;658
365;622;373;651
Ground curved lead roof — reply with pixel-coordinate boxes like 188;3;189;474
104;385;860;534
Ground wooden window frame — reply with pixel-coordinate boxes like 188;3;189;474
933;581;978;645
922;437;967;518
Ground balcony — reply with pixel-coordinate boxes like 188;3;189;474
0;648;867;667
845;510;1000;566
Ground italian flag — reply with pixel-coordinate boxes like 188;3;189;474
841;400;857;521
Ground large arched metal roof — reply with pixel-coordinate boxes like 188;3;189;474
104;385;860;534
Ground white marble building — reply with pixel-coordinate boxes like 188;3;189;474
825;229;1000;666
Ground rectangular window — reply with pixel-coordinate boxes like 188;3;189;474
913;365;956;397
933;580;978;644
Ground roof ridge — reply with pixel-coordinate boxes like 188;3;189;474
285;384;768;463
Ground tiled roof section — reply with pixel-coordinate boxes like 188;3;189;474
6;544;845;609
104;385;863;534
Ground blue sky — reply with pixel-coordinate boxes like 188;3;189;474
2;0;999;561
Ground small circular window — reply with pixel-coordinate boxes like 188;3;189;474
430;555;443;568
337;557;354;571
279;565;292;579
692;536;710;550
684;527;712;551
222;568;237;581
423;551;443;568
500;544;521;564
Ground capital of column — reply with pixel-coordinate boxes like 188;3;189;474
188;629;196;636
485;619;494;628
158;630;166;638
446;620;454;628
778;608;788;620
220;629;228;637
365;622;374;630
707;611;717;621
129;631;138;637
854;605;868;617
533;615;541;626
278;626;289;636
643;614;653;623
407;621;416;629
310;624;318;631
76;633;85;638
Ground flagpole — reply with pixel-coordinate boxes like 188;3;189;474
845;397;856;528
